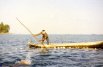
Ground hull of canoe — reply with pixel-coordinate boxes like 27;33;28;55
28;41;103;49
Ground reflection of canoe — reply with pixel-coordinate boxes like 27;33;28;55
28;41;103;49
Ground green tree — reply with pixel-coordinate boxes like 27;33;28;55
0;22;4;33
4;24;10;33
0;22;10;33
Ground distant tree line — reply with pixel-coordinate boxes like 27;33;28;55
0;22;10;33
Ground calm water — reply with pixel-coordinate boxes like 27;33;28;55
0;34;103;67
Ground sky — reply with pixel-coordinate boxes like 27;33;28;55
0;0;103;34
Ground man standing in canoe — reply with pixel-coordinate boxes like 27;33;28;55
33;30;49;45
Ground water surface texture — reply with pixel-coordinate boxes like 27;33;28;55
0;34;103;67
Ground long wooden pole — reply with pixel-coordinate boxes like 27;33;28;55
16;17;40;43
16;17;48;50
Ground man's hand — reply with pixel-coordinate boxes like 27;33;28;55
39;40;41;42
32;34;36;36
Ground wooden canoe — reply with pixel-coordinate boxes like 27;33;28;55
28;41;103;49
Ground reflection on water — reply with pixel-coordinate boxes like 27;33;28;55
0;34;103;67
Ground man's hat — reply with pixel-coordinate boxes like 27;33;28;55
42;30;45;31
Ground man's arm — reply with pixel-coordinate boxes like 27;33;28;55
32;32;41;36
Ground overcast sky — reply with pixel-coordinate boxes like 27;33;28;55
0;0;103;34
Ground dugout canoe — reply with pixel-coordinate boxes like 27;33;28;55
28;41;103;49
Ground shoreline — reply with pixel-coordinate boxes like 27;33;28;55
0;33;12;35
